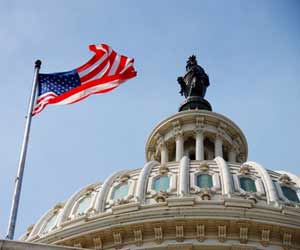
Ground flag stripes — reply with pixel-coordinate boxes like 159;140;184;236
32;44;136;115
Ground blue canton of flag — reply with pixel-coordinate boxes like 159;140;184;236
38;70;81;97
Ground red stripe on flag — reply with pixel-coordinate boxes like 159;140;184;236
48;70;136;105
79;55;111;83
100;51;117;79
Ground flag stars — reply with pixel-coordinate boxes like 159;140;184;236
38;70;81;96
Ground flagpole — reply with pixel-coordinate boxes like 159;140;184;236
6;60;41;240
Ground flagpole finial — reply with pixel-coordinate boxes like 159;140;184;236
35;60;42;68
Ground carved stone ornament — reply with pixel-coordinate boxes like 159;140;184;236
279;174;292;185
239;165;251;175
195;116;205;132
53;203;63;213
119;173;130;183
86;207;96;215
172;120;183;138
113;197;131;206
153;191;168;203
158;165;169;174
199;188;212;200
240;192;257;203
26;224;34;236
199;162;209;172
85;186;95;194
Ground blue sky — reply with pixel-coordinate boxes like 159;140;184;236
0;0;299;238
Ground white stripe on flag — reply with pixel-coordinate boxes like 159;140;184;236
54;81;122;105
82;63;110;84
108;54;120;76
78;47;112;79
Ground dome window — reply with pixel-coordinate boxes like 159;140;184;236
41;213;58;234
197;174;213;188
112;183;129;200
153;176;170;192
240;177;257;192
281;186;299;203
74;194;93;215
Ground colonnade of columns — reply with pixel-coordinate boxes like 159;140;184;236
159;131;237;164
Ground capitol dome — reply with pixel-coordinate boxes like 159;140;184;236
21;58;300;250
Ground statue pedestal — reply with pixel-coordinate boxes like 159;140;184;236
179;96;212;112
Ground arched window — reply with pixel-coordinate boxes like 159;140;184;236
153;176;170;192
112;183;129;200
281;186;299;203
74;194;93;215
42;213;58;234
240;177;257;192
197;174;213;188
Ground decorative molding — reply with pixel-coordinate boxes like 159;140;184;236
217;122;227;138
196;224;205;242
133;228;143;246
172;120;183;139
279;174;292;185
73;242;82;248
218;225;226;242
112;197;131;206
239;227;248;243
239;165;251;175
282;232;292;247
157;135;166;148
113;232;122;245
175;225;184;242
154;226;163;243
199;162;209;172
153;191;168;203
261;229;270;246
53;203;64;213
195;116;205;134
199;188;212;200
93;236;103;250
231;246;256;250
158;165;169;175
119;173;130;183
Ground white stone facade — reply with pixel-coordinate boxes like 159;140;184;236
21;110;300;250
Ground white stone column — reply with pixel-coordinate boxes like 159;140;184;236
228;149;236;162
178;156;189;196
176;134;184;161
195;131;204;161
214;135;223;158
160;144;168;164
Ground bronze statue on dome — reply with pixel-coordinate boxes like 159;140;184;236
177;55;212;111
177;55;210;99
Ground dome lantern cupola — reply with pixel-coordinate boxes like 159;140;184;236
146;56;247;164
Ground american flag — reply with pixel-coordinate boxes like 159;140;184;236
32;44;137;115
